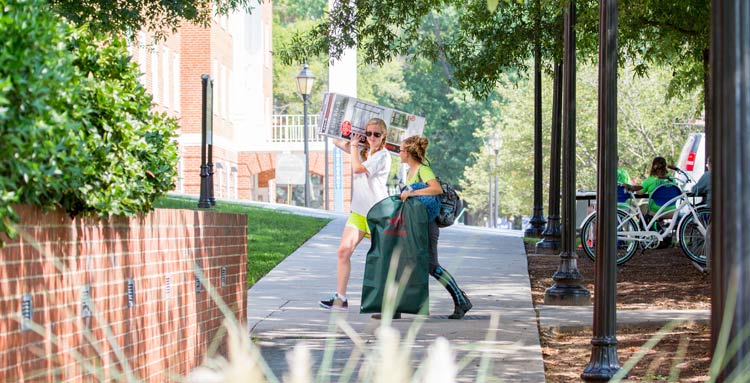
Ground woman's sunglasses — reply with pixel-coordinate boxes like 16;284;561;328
365;131;382;138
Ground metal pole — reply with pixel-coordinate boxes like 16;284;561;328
494;149;499;229
488;161;493;227
582;0;621;379
538;61;563;252
525;0;547;238
544;1;589;306
303;94;310;207
207;143;215;206
325;137;329;211
710;1;750;379
198;74;212;208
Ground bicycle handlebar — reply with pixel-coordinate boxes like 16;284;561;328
668;165;696;185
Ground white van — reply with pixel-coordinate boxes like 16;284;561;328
676;132;706;190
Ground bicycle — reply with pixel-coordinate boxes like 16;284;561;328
579;166;710;266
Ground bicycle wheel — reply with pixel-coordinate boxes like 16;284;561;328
678;206;710;266
580;209;639;266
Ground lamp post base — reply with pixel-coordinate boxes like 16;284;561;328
198;164;211;208
544;250;590;305
544;283;591;306
536;239;561;254
537;216;561;253
524;214;547;238
581;336;622;381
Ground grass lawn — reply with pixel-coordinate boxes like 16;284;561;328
154;195;330;287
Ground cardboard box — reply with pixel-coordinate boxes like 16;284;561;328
317;93;426;154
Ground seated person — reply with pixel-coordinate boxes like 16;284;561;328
617;159;632;209
623;156;678;217
692;156;711;209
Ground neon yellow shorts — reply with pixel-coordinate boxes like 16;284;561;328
346;212;371;238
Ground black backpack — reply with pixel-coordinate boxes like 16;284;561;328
434;178;462;227
414;171;463;227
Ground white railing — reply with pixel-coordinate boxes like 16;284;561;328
272;114;325;143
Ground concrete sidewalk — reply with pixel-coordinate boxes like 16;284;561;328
247;217;546;382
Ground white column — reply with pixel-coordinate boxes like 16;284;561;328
328;0;357;212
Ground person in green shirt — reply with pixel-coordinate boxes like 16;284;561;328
617;167;631;185
617;165;633;209
397;135;472;320
625;156;677;215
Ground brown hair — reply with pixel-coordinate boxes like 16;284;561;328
401;135;430;165
649;156;668;177
360;118;388;160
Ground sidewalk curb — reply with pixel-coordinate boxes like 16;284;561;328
536;305;710;333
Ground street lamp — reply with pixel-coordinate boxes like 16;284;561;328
296;63;315;207
483;139;493;227
484;133;501;228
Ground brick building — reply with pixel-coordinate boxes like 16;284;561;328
129;4;355;211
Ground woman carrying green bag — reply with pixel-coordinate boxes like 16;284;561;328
395;136;473;319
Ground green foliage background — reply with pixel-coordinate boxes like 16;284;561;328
0;0;179;239
461;62;701;221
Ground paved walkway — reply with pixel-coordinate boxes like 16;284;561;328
244;206;710;382
247;216;545;382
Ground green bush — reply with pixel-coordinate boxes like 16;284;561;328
0;0;178;239
66;28;179;217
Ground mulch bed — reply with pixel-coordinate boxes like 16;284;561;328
527;246;711;310
527;243;712;382
540;324;711;382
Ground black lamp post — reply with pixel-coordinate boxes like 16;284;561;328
296;63;315;208
537;62;563;252
525;0;547;238
544;2;589;307
198;74;214;209
582;0;621;379
490;133;501;228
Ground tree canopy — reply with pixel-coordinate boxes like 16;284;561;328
276;0;559;98
277;0;710;102
50;0;259;37
576;0;710;99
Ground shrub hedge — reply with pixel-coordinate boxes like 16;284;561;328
0;0;179;240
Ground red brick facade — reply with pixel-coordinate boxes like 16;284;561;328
0;206;247;382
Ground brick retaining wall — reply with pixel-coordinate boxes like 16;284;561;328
0;205;247;382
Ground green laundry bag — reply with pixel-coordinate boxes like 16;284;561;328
360;196;430;315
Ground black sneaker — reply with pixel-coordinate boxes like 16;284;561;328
449;292;473;319
319;294;348;311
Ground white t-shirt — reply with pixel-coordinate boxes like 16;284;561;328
350;148;392;216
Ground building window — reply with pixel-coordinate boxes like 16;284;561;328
216;162;224;198
226;165;231;199
162;47;170;108
177;157;184;193
173;54;180;112
151;43;159;103
220;64;227;117
212;60;219;117
137;32;147;84
232;166;238;199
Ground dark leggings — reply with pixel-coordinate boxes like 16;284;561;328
427;220;469;305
